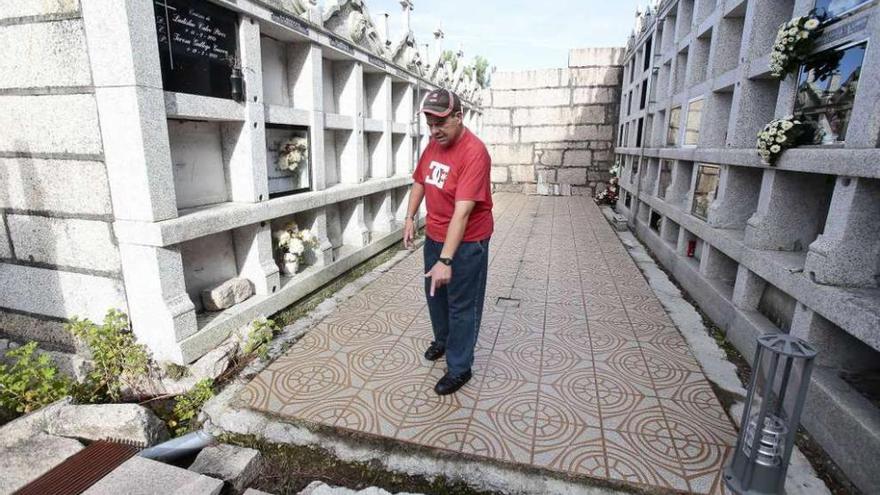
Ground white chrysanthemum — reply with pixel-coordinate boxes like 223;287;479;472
799;31;809;39
278;231;292;246
804;18;820;30
289;238;305;255
776;135;787;143
300;229;316;244
283;252;298;263
788;27;797;36
781;121;794;130
770;144;781;153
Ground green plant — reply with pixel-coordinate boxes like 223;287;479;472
67;309;150;402
168;378;214;436
0;342;72;414
244;317;280;359
164;362;190;381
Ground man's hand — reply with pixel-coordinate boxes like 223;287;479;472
425;262;452;297
403;217;416;250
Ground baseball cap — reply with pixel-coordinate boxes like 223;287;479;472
421;88;462;117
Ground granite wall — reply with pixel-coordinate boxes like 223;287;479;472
482;47;625;196
0;1;126;351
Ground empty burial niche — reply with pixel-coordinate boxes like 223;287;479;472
261;37;311;108
662;218;680;246
168;119;232;211
713;9;745;75
679;228;700;261
689;30;712;86
365;131;385;179
650;210;663;232
391;82;410;124
363;71;386;120
624;190;633;209
657;159;673;198
180;230;240;313
758;283;797;333
675;0;695;41
673;48;689;95
637;201;651;224
322;57;356;116
703;245;738;292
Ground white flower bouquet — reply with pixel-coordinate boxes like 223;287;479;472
273;222;319;274
756;116;815;165
277;136;309;172
769;13;823;78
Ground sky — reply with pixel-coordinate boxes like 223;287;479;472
362;0;647;72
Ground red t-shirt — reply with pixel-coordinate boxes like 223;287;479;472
413;128;494;243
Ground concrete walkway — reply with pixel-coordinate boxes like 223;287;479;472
239;193;736;494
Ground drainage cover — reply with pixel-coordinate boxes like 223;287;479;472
496;297;521;308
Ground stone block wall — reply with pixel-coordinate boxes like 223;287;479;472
482;47;624;196
0;2;125;351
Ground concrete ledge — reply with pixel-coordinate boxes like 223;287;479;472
114;176;413;247
614;147;880;180
164;92;245;122
263;105;310;126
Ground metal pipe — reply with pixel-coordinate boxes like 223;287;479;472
138;430;214;463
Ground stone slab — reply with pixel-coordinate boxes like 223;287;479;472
299;481;422;495
46;403;170;446
491;69;564;90
82;456;224;495
189;444;262;493
0;263;126;322
487;144;533;164
519;124;613;143
0;94;101;155
490;88;570;108
6;214;120;272
0;433;84;494
567;67;624;86
0;309;77;351
0;397;73;448
512;105;605;126
573;87;618;104
481;108;511;126
0;19;91;89
490;167;508;183
0;158;112;216
201;278;256;312
568;47;626;67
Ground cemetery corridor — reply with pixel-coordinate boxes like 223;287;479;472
239;192;736;494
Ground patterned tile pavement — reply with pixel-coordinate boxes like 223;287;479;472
240;193;736;494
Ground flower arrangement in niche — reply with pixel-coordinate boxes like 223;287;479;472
273;222;318;275
595;162;621;206
277;136;308;172
756;116;816;165
769;13;823;78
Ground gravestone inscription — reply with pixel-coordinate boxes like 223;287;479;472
154;0;239;99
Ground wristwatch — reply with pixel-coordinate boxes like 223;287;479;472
438;257;452;266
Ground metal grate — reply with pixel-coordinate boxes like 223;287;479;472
495;297;521;308
15;439;142;495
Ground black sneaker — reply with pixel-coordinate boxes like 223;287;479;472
434;370;472;395
423;341;445;361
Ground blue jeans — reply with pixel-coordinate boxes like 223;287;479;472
423;237;490;376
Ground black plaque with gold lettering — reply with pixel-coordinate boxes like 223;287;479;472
154;0;238;99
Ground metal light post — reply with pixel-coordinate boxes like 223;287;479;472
724;334;818;494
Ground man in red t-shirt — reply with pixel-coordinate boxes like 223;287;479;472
403;89;493;395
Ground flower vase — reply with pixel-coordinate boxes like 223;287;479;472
282;258;300;276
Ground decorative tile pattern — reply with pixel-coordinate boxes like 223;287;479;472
240;194;736;494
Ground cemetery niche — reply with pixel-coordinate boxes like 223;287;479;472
794;41;866;144
266;125;312;196
154;0;240;99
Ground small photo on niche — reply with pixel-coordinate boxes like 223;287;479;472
266;125;312;197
